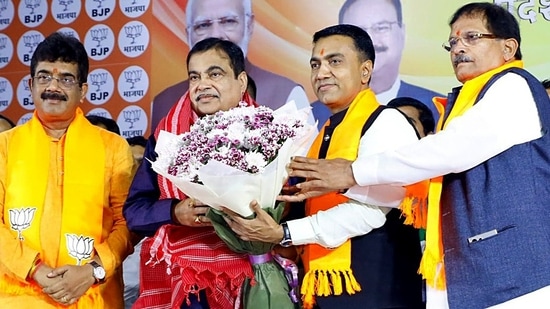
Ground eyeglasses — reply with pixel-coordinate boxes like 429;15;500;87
33;73;78;89
363;21;401;35
189;15;244;36
442;32;498;52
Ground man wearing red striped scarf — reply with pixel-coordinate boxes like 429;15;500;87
124;38;257;309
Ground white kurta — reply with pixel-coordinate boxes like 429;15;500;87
350;73;550;308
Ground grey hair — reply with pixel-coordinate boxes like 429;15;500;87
185;0;252;28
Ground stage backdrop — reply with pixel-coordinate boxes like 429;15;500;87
0;0;549;136
0;0;152;138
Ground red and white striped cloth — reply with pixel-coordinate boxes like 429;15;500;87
133;92;257;309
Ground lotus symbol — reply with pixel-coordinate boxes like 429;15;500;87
66;234;94;265
9;208;36;240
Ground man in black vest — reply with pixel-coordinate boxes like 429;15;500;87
281;3;550;308
150;0;312;130
224;24;424;309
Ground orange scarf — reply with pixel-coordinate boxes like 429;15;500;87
398;98;447;229
301;89;379;309
1;108;104;307
418;60;524;289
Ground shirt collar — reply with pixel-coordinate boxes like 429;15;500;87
375;78;401;105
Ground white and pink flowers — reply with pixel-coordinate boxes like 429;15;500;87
168;103;306;180
152;101;315;217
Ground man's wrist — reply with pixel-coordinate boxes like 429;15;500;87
276;224;284;242
279;222;293;247
28;256;43;281
347;161;358;188
170;199;182;225
88;260;106;285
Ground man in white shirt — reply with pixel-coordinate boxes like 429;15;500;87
225;24;424;309
280;3;550;309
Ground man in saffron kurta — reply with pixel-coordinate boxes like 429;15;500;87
0;32;134;308
225;25;424;309
280;3;550;309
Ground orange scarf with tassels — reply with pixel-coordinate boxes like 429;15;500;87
1;108;104;307
410;60;525;290
301;89;379;309
398;98;447;229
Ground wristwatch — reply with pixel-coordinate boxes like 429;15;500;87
279;222;293;247
88;260;106;284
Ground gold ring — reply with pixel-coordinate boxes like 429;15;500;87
188;199;195;208
194;215;202;224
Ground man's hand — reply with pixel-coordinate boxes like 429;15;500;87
278;156;357;202
222;200;283;243
43;264;96;305
174;198;212;227
32;263;61;289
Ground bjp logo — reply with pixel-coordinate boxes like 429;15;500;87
65;234;95;265
8;207;36;240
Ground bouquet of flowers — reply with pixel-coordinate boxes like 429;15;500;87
151;101;316;308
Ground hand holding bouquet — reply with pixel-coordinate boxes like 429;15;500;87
151;101;316;308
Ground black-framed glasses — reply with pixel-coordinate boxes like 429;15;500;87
189;15;247;36
33;73;78;89
442;32;498;52
363;21;401;35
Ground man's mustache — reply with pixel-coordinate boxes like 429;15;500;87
195;93;219;101
453;54;472;66
41;92;68;101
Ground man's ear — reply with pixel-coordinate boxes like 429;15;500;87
503;38;518;62
238;71;248;94
397;22;406;44
79;83;88;102
246;13;255;37
361;60;374;85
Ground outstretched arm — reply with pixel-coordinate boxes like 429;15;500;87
279;108;417;202
278;157;356;202
224;199;387;248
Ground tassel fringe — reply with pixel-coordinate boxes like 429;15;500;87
343;270;361;295
300;269;362;309
301;271;316;309
418;248;446;290
400;181;429;229
330;270;342;295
